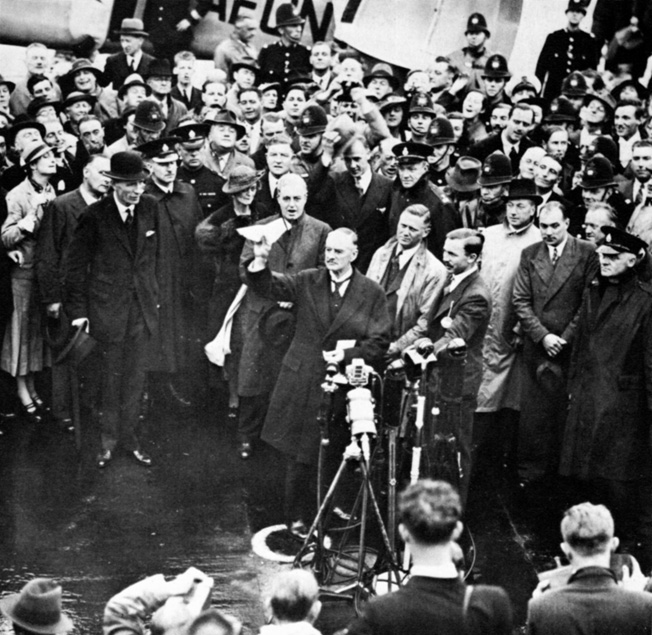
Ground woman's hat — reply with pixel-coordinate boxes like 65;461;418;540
62;91;96;110
20;141;53;166
222;165;264;194
445;156;482;192
102;151;150;181
0;578;73;634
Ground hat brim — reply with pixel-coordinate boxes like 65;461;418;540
55;325;96;364
7;120;46;147
133;120;166;133
63;95;97;109
0;595;74;635
379;99;407;113
222;170;265;194
295;124;327;136
276;17;305;26
446;171;481;192
115;29;149;37
0;79;16;92
204;119;246;139
427;137;456;147
118;83;152;99
409;107;436;116
466;27;491;37
21;144;53;166
101;168;150;181
28;101;63;118
505;193;543;204
482;72;511;80
362;74;399;91
583;94;614;115
596;244;624;256
478;175;512;186
580;179;616;189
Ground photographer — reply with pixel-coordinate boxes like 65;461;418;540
103;567;214;635
245;227;391;536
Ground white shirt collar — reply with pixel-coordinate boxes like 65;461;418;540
449;264;478;292
548;234;568;259
394;242;420;269
330;267;353;295
113;192;134;222
127;50;143;67
79;184;99;206
354;168;372;194
269;172;280;193
410;563;459;579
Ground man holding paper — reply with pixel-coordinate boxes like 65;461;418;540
236;173;330;460
245;226;391;534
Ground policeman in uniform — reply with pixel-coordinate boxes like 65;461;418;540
426;117;457;188
258;3;311;90
172;122;228;218
447;13;493;81
535;0;599;101
293;104;328;178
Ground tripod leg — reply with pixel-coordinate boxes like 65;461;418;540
387;427;398;552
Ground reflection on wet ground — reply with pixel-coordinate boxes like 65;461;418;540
0;385;568;634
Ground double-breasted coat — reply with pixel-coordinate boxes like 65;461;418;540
245;266;391;464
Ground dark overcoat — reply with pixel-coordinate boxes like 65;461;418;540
560;274;652;481
102;51;156;90
246;266;390;463
65;194;159;343
237;213;331;396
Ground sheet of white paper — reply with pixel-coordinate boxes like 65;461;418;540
336;340;356;351
237;217;288;244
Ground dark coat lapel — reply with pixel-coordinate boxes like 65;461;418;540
532;242;554;286
106;198;133;256
324;269;367;339
431;270;478;321
544;236;581;302
307;269;332;335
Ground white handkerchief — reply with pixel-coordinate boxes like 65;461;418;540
146;230;156;237
237;217;289;244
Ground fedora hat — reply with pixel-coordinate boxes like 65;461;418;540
0;578;73;634
363;63;399;92
27;97;63;119
62;90;96;110
446;156;481;193
324;113;357;155
275;2;305;27
118;73;152;99
204;109;246;139
505;178;543;205
0;74;16;93
20;141;53;166
223;164;264;194
115;17;149;38
258;304;296;347
146;58;173;78
102;151;150;181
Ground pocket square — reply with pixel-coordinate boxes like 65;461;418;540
377;207;387;214
146;230;156;237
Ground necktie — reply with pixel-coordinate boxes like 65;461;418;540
129;57;136;71
551;246;559;266
125;208;133;226
332;277;350;300
635;183;645;205
355;177;364;197
509;146;519;171
125;208;137;252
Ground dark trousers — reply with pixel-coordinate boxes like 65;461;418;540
98;301;149;453
237;393;269;442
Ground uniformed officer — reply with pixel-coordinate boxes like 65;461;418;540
425;117;457;188
535;0;599;101
293;103;328;178
560;71;589;112
172;122;229;218
447;13;493;81
481;54;512;116
258;3;311;90
407;92;437;144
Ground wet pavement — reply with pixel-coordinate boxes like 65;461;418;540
0;380;568;634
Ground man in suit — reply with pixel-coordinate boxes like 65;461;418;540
256;132;295;220
534;154;571;212
199;110;254;180
619;139;652;207
348;479;512;635
366;204;447;358
513;201;598;485
414;229;492;504
144;59;188;136
314;134;393;271
170;51;203;112
66;152;159;469
36;155;111;428
526;502;652;635
102;19;156;91
246;226;391;532
614;100;646;171
469;104;535;174
237;174;331;461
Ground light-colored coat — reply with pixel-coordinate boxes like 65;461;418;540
366;238;447;352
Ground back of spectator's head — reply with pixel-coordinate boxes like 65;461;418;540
561;502;616;557
151;600;194;635
267;570;321;624
188;610;241;635
398;479;462;545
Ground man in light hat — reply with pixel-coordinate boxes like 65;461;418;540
258;2;311;89
174;121;228;217
389;141;459;260
103;18;156;90
139;137;206;407
0;577;73;633
535;0;600;100
560;226;652;567
66;151;159;469
447;13;493;80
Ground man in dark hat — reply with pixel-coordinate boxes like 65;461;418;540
389;141;459;260
407;92;436;144
35;155;111;430
560;226;652;567
535;0;600;100
447;13;493;80
62;91;96;136
145;59;188;135
66;151;160;468
174;121;229;217
476;151;513;227
481;54;511;113
0;118;45;192
294;103;328;177
469;103;535;174
59;59;119;122
363;63;399;102
103;18;155;90
139;137;207;406
0;577;73;633
258;2;311;89
513;200;597;487
426;116;457;187
199;109;254;180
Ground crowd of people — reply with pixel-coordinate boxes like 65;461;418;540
3;0;652;629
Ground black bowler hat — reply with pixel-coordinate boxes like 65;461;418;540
102;151;150;181
6;116;46;148
408;91;436;116
561;71;588;97
133;99;165;132
598;226;647;255
446;156;482;193
45;308;97;365
296;104;328;136
566;0;587;14
426;117;456;147
544;96;578;123
393;141;431;163
482;54;511;80
275;2;305;27
466;12;490;36
136;136;181;161
258;304;296;347
146;58;173;78
505;178;543;205
580;155;616;189
479;151;513;186
170;122;209;146
203;109;246;139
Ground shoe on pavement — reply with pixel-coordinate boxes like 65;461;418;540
97;450;112;469
132;450;152;467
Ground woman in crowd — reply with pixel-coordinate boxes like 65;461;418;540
460;89;488;152
1;141;57;421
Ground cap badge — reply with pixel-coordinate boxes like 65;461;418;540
484;166;491;173
162;143;169;153
492;60;500;69
606;232;612;243
303;115;311;125
188;129;196;139
402;147;409;156
471;17;478;24
570;78;578;87
417;96;427;106
587;168;594;176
